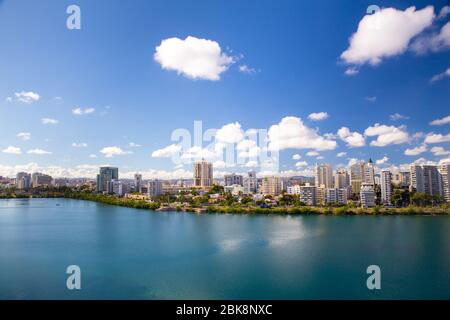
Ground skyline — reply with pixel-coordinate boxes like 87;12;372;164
1;0;450;179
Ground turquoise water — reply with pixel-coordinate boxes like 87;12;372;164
0;198;449;300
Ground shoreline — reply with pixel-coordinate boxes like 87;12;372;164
2;194;449;216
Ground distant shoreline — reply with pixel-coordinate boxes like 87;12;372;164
2;194;449;216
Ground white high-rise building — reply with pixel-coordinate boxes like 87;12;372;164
299;183;317;206
410;164;443;196
380;170;392;205
148;179;163;197
439;164;450;202
364;159;375;185
335;168;349;189
315;163;334;188
287;185;301;195
134;173;142;193
360;183;375;208
245;170;257;193
224;173;243;186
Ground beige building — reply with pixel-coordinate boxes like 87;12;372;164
315;163;334;188
194;160;213;188
260;176;281;196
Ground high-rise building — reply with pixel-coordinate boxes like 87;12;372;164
439;164;450;202
364;159;375;185
16;172;31;190
134;173;142;193
360;183;375;208
380;170;392;205
410;164;442;196
299;183;317;206
245;170;257;193
194;160;213;188
287;185;301;195
410;165;424;193
96;167;119;193
224;173;243;186
350;161;365;194
400;171;411;187
260;176;281;196
324;188;348;205
315;163;333;188
31;172;53;187
148;179;163;197
111;179;129;196
335;168;349;189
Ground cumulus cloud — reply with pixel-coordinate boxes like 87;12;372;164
336;152;347;157
430;115;450;125
154;36;235;81
306;151;320;157
424;133;450;143
268;116;336;151
238;65;257;74
72;107;95;115
431;146;450;156
364;123;410;146
411;22;450;54
344;67;359;76
340;6;435;65
307;112;329;121
376;156;389;165
14;91;40;103
2;146;22;154
181;146;216;160
151;144;182;158
27;148;52;155
17;132;31;141
216;122;244;144
295;161;308;167
365;96;377;102
337;127;366;147
390;113;410;121
292;154;301;160
41;118;59;125
405;144;428;155
100;146;132;158
430;67;450;82
129;142;142;148
236;139;260;158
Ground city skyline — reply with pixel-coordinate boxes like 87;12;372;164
1;1;450;180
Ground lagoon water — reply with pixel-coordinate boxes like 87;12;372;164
0;198;449;299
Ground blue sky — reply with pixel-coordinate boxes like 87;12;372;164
0;0;449;179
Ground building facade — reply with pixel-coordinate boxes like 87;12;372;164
194;160;213;188
380;170;392;205
260;176;281;196
96;167;119;193
224;173;244;186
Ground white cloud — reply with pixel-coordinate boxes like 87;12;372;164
238;65;257;74
17;132;31;141
316;156;324;160
439;157;450;165
405;144;428;155
181;146;216;160
154;36;234;81
438;6;450;19
244;160;258;168
306;151;320;157
430;67;450;82
2;146;22;154
268;116;336;151
27;148;52;155
364;123;410;146
292;154;301;160
344;67;359;76
129;142;142;148
14;91;40;103
424;133;450;144
376;156;389;165
89;154;97;158
307;112;329;121
365;96;377;102
431;146;450;156
72;107;95;115
216;122;244;144
72;142;88;148
411;21;450;54
151;144;181;158
390;113;409;121
41;118;59;125
430;115;450;125
100;146;132;158
295;161;308;167
336;152;347;157
413;157;437;166
337;127;366;147
236;139;260;158
341;6;434;65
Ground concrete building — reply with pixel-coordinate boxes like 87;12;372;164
260;176;281;196
96;167;119;193
245;170;257;193
224;184;245;196
111;179;129;197
315;163;334;188
350;162;365;194
287;185;301;195
194;160;213;188
364;159;375;185
324;188;348;205
134;173;142;193
335;168;349;189
148;179;163;197
224;173;243;186
299;183;317;206
380;170;392;205
31;172;53;187
410;164;443;196
360;183;375;208
439;164;450;202
16;172;31;190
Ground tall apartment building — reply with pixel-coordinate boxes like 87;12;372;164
194;160;213;188
31;172;53;187
364;159;375;185
96;167;119;193
335;168;350;189
111;179;129;197
350;161;365;194
360;183;375;208
324;188;348;205
245;170;257;193
315;163;334;188
287;185;301;195
16;172;31;190
410;164;442;196
260;176;281;196
224;173;244;186
134;173;142;193
299;183;317;206
148;179;163;197
380;170;392;205
439;164;450;202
